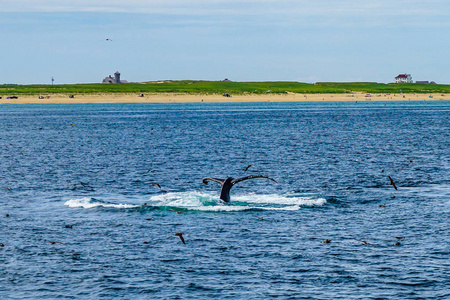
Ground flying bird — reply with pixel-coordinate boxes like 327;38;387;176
354;239;375;246
388;176;398;190
151;183;167;193
49;241;65;245
244;164;253;172
175;232;185;244
106;38;112;41
399;160;413;170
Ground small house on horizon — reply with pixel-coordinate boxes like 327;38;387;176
102;71;128;84
416;80;437;84
395;74;413;83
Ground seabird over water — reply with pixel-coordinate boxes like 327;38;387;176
388;176;398;190
175;233;185;244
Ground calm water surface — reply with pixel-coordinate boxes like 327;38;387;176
0;101;449;299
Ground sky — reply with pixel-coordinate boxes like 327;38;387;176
1;0;450;84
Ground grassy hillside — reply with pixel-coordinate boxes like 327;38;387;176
1;81;450;95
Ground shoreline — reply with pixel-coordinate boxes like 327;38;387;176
0;93;448;104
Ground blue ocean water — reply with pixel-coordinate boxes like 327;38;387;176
0;101;449;299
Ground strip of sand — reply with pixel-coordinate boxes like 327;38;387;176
0;93;448;104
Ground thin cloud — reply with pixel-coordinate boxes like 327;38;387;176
2;1;450;30
2;0;450;18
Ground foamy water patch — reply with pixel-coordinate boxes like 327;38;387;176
65;197;140;209
64;192;327;212
147;191;223;207
147;191;327;211
233;193;327;206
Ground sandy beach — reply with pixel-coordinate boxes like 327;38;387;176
1;92;448;104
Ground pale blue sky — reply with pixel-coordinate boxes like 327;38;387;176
1;0;449;84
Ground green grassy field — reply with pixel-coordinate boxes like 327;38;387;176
1;81;449;95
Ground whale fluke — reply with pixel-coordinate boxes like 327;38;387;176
202;177;225;185
202;175;277;202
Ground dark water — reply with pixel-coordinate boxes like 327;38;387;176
0;101;449;299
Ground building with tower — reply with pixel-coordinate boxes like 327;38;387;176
102;71;128;83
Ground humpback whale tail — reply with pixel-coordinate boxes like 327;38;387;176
202;175;277;203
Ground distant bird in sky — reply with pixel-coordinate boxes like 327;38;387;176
244;164;253;172
175;233;185;244
388;176;398;190
106;38;112;41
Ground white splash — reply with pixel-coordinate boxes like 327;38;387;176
236;193;327;206
64;192;327;212
147;191;327;211
64;197;140;209
147;191;221;207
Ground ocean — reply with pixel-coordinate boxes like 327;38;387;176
0;101;449;299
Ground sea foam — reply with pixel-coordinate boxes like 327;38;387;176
64;192;326;212
146;191;326;211
64;197;140;209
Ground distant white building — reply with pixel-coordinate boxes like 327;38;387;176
395;74;413;83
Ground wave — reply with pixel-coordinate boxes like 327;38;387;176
64;197;140;209
64;191;327;212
